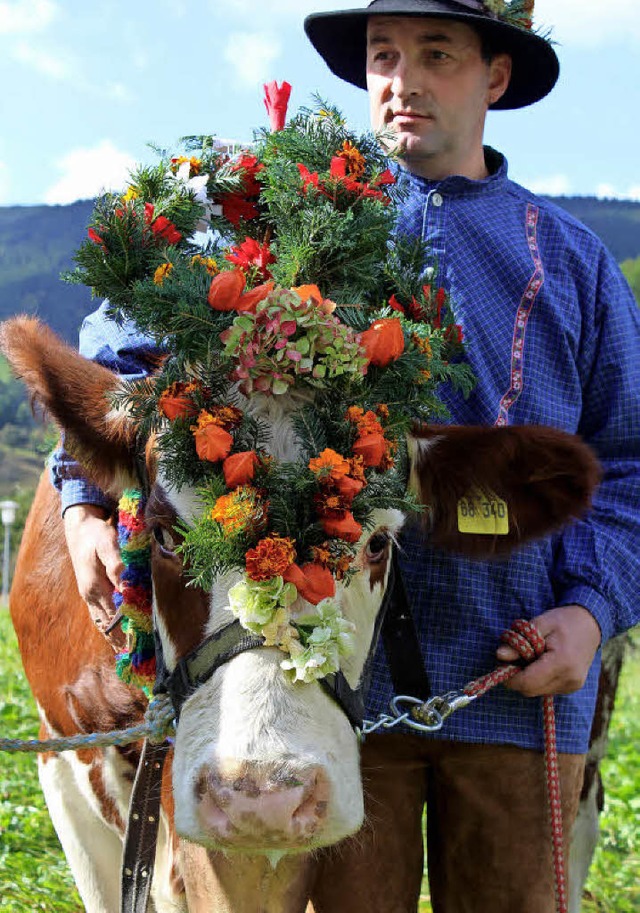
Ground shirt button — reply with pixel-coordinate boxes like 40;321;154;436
432;192;444;207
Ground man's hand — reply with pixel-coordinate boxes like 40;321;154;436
64;504;124;634
496;605;602;697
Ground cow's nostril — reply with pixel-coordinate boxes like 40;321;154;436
194;761;330;848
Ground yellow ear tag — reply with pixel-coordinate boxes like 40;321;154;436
457;489;509;535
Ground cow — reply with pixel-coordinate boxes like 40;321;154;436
3;315;602;913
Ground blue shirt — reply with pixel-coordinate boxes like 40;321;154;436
50;151;640;752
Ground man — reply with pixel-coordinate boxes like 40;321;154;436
302;3;640;912
51;2;640;911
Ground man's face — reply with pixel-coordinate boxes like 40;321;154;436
366;16;511;180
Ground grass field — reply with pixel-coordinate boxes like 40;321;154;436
0;606;637;912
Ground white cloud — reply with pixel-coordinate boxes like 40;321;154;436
526;174;572;196
223;32;281;88
0;0;58;34
12;39;70;79
597;182;640;202
535;0;640;47
44;140;136;205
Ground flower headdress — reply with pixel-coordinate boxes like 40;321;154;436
71;85;474;684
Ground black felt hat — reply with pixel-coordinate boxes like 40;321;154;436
304;0;559;110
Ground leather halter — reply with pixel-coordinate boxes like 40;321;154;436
120;529;430;912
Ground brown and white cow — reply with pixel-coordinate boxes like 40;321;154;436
3;316;602;912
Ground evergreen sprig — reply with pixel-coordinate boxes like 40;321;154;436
71;96;476;588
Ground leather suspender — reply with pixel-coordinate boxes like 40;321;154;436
381;549;432;702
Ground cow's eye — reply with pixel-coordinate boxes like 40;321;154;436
365;530;391;563
152;525;178;557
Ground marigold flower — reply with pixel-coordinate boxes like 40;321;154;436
153;263;174;286
283;562;336;605
352;432;387;468
309;448;351;481
348;455;367;482
122;186;139;202
346;408;384;437
158;381;200;421
205;405;244;430
336;140;366;179
246;534;296;581
223;450;259;488
359;317;405;367
210;487;263;535
191;254;219;276
320;511;363;544
345;405;364;424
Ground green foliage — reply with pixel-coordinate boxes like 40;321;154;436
0;609;637;912
0;609;81;911
66;99;476;589
620;256;640;305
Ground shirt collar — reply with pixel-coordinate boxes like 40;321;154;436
399;147;508;197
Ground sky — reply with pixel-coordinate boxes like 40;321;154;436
1;0;639;207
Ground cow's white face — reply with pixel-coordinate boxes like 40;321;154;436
147;391;405;853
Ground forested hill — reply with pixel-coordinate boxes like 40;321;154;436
1;195;639;344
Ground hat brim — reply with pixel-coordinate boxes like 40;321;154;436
304;4;559;110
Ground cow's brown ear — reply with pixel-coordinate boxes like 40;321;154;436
0;316;139;496
409;424;602;558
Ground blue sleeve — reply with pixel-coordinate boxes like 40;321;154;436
49;301;161;514
552;251;640;641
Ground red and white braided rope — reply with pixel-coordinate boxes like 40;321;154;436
463;619;568;913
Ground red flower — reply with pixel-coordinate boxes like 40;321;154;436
231;153;264;196
352;433;387;468
222;194;260;226
151;215;182;246
158;381;200;421
193;423;233;463
297;163;320;193
434;287;447;329
359;317;405;367
374;168;396;187
334;474;365;504
263;80;292;132
225;237;276;281
235;280;275;313
388;294;405;315
208;269;246;311
320;512;363;544
445;324;464;345
223;450;259;488
283;562;335;605
88;227;105;247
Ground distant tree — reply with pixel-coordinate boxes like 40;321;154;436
621;257;640;305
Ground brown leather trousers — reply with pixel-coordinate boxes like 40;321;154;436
308;733;586;913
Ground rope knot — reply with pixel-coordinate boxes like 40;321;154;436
500;618;546;664
144;694;175;744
